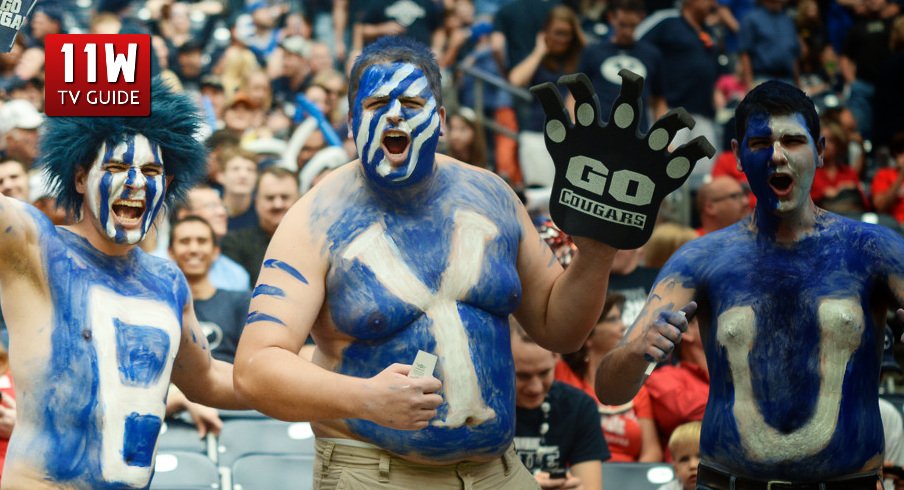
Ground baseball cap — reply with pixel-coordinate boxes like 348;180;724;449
0;100;43;134
225;92;259;111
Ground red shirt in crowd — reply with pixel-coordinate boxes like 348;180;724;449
0;373;14;480
810;165;869;211
644;362;709;461
555;360;654;462
871;168;904;223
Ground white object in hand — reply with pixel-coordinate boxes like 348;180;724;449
645;310;686;376
409;350;438;379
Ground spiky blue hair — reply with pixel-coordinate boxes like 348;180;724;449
40;77;207;218
348;36;443;108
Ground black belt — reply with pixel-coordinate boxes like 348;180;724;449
697;463;880;490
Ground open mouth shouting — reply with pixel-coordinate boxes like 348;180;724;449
381;130;411;165
768;173;794;198
111;198;146;227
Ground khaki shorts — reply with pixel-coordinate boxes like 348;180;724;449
313;439;540;490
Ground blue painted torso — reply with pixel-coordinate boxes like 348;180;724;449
658;213;904;478
321;164;523;461
16;207;187;489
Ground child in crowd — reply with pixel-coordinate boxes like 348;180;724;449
658;421;701;490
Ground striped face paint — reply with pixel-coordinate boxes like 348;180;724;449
85;134;165;245
352;62;441;188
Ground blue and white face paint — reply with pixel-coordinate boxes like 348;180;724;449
352;62;441;188
84;134;165;245
739;113;819;215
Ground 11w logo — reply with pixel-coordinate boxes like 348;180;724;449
44;34;151;117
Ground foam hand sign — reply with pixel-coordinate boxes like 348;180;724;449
530;69;715;249
0;0;37;53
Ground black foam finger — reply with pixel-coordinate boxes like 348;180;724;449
559;73;602;128
607;69;645;132
530;82;571;126
646;108;695;152
661;135;715;184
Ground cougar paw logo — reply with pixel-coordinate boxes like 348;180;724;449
530;69;715;249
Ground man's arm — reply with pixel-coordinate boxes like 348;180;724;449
568;461;602;490
171;298;246;410
332;0;348;62
232;180;442;428
595;273;696;405
0;194;39;284
512;198;617;353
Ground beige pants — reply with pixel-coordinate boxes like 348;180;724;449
313;439;540;490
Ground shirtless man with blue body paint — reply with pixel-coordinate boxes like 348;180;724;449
234;37;706;489
0;79;245;489
596;81;904;488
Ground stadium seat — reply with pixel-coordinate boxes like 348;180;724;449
602;462;675;490
231;454;314;490
217;419;316;467
157;419;206;454
150;451;219;489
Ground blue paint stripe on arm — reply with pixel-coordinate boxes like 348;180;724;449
247;311;287;326
252;284;286;298
263;259;309;284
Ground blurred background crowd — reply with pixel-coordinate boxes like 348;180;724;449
0;0;903;487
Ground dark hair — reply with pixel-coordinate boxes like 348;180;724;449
347;36;443;109
40;77;207;218
891;131;904;157
735;81;820;143
169;215;217;250
610;0;646;14
254;166;297;194
562;292;626;380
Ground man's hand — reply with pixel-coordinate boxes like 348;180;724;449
631;302;696;364
531;70;715;249
535;471;583;489
362;363;443;430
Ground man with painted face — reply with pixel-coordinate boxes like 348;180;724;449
0;78;246;489
234;35;666;488
596;81;904;488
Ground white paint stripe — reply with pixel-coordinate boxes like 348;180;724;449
403;77;429;97
91;286;181;485
341;225;433;307
373;65;417;97
396;112;438;182
718;298;863;461
342;211;500;428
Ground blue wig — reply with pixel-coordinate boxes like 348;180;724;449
348;36;443;108
40;77;207;218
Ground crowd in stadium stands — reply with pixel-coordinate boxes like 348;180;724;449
0;0;903;485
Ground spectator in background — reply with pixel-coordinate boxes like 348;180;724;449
0;159;29;202
875;17;904;148
872;132;904;225
840;0;896;140
737;0;800;88
508;5;586;132
657;422;702;490
355;0;443;51
204;130;240;191
199;75;227;127
811;119;869;215
218;147;259;231
608;247;660;325
25;4;64;48
558;293;663;463
512;318;608;490
7;78;45;113
239;2;284;67
174;40;206;94
271;36;313;108
241;70;274;113
169;216;251;364
222;92;263;140
491;0;561;70
795;0;837;96
0;100;42;169
578;0;667;132
636;0;720;184
445;108;488;168
644;222;699;269
221;166;299;285
0;35;26;93
694;176;750;235
174;185;250;291
216;45;262;101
